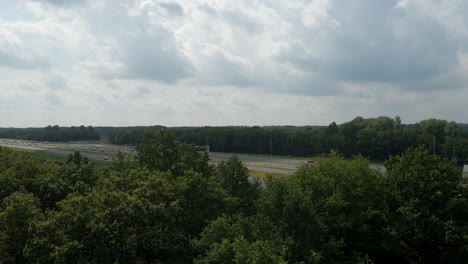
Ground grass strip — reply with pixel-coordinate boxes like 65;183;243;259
210;158;297;171
10;148;108;169
249;170;289;180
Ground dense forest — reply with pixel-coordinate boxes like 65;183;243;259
0;125;99;142
0;130;466;263
109;116;468;162
1;117;468;162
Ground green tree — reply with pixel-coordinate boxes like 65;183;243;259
195;237;287;264
175;171;233;238
136;130;211;177
193;215;288;264
131;171;188;262
0;192;43;264
258;155;388;263
29;151;99;208
384;147;467;264
216;155;259;215
25;190;140;263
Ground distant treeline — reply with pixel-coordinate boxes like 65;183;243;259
2;117;468;162
0;125;100;142
94;125;166;138
109;116;468;162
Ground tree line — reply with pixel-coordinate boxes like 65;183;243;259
109;116;468;162
0;130;466;263
0;125;100;142
1;117;467;162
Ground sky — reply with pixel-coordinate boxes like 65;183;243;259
1;0;467;127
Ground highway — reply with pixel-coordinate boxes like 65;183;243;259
0;139;122;161
5;138;462;176
0;138;299;174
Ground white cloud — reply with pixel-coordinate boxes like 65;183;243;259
301;0;340;28
0;0;467;126
0;24;48;68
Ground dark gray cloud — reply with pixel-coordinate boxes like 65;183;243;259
319;11;456;83
43;73;68;90
197;4;217;16
1;0;467;126
199;52;257;87
45;92;62;106
76;0;192;83
275;0;466;92
134;86;150;96
0;30;49;69
222;9;261;33
120;30;191;82
275;40;317;72
0;50;48;69
159;2;184;16
32;0;88;7
198;51;340;96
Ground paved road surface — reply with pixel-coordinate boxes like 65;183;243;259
3;138;466;175
0;139;114;161
0;143;44;151
1;139;300;173
208;161;294;175
210;152;305;169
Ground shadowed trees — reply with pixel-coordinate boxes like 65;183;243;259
110;116;468;163
0;135;466;263
384;147;467;263
135;130;212;177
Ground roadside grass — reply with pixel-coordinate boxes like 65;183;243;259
211;158;297;171
214;152;314;161
243;161;296;171
10;148;109;169
52;147;121;158
4;146;39;153
249;170;289;180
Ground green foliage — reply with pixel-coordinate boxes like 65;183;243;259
196;237;287;264
110;116;468;162
0;192;43;264
258;154;390;263
0;136;466;263
193;215;288;264
130;172;188;262
25;190;141;263
0;147;99;211
384;147;467;263
0;125;100;142
136;130;212;176
0;149;57;205
33;151;97;209
216;155;260;215
175;170;234;238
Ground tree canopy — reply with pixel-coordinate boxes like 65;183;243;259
0;133;466;263
108;116;468;163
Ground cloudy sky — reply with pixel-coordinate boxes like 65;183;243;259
1;0;467;127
